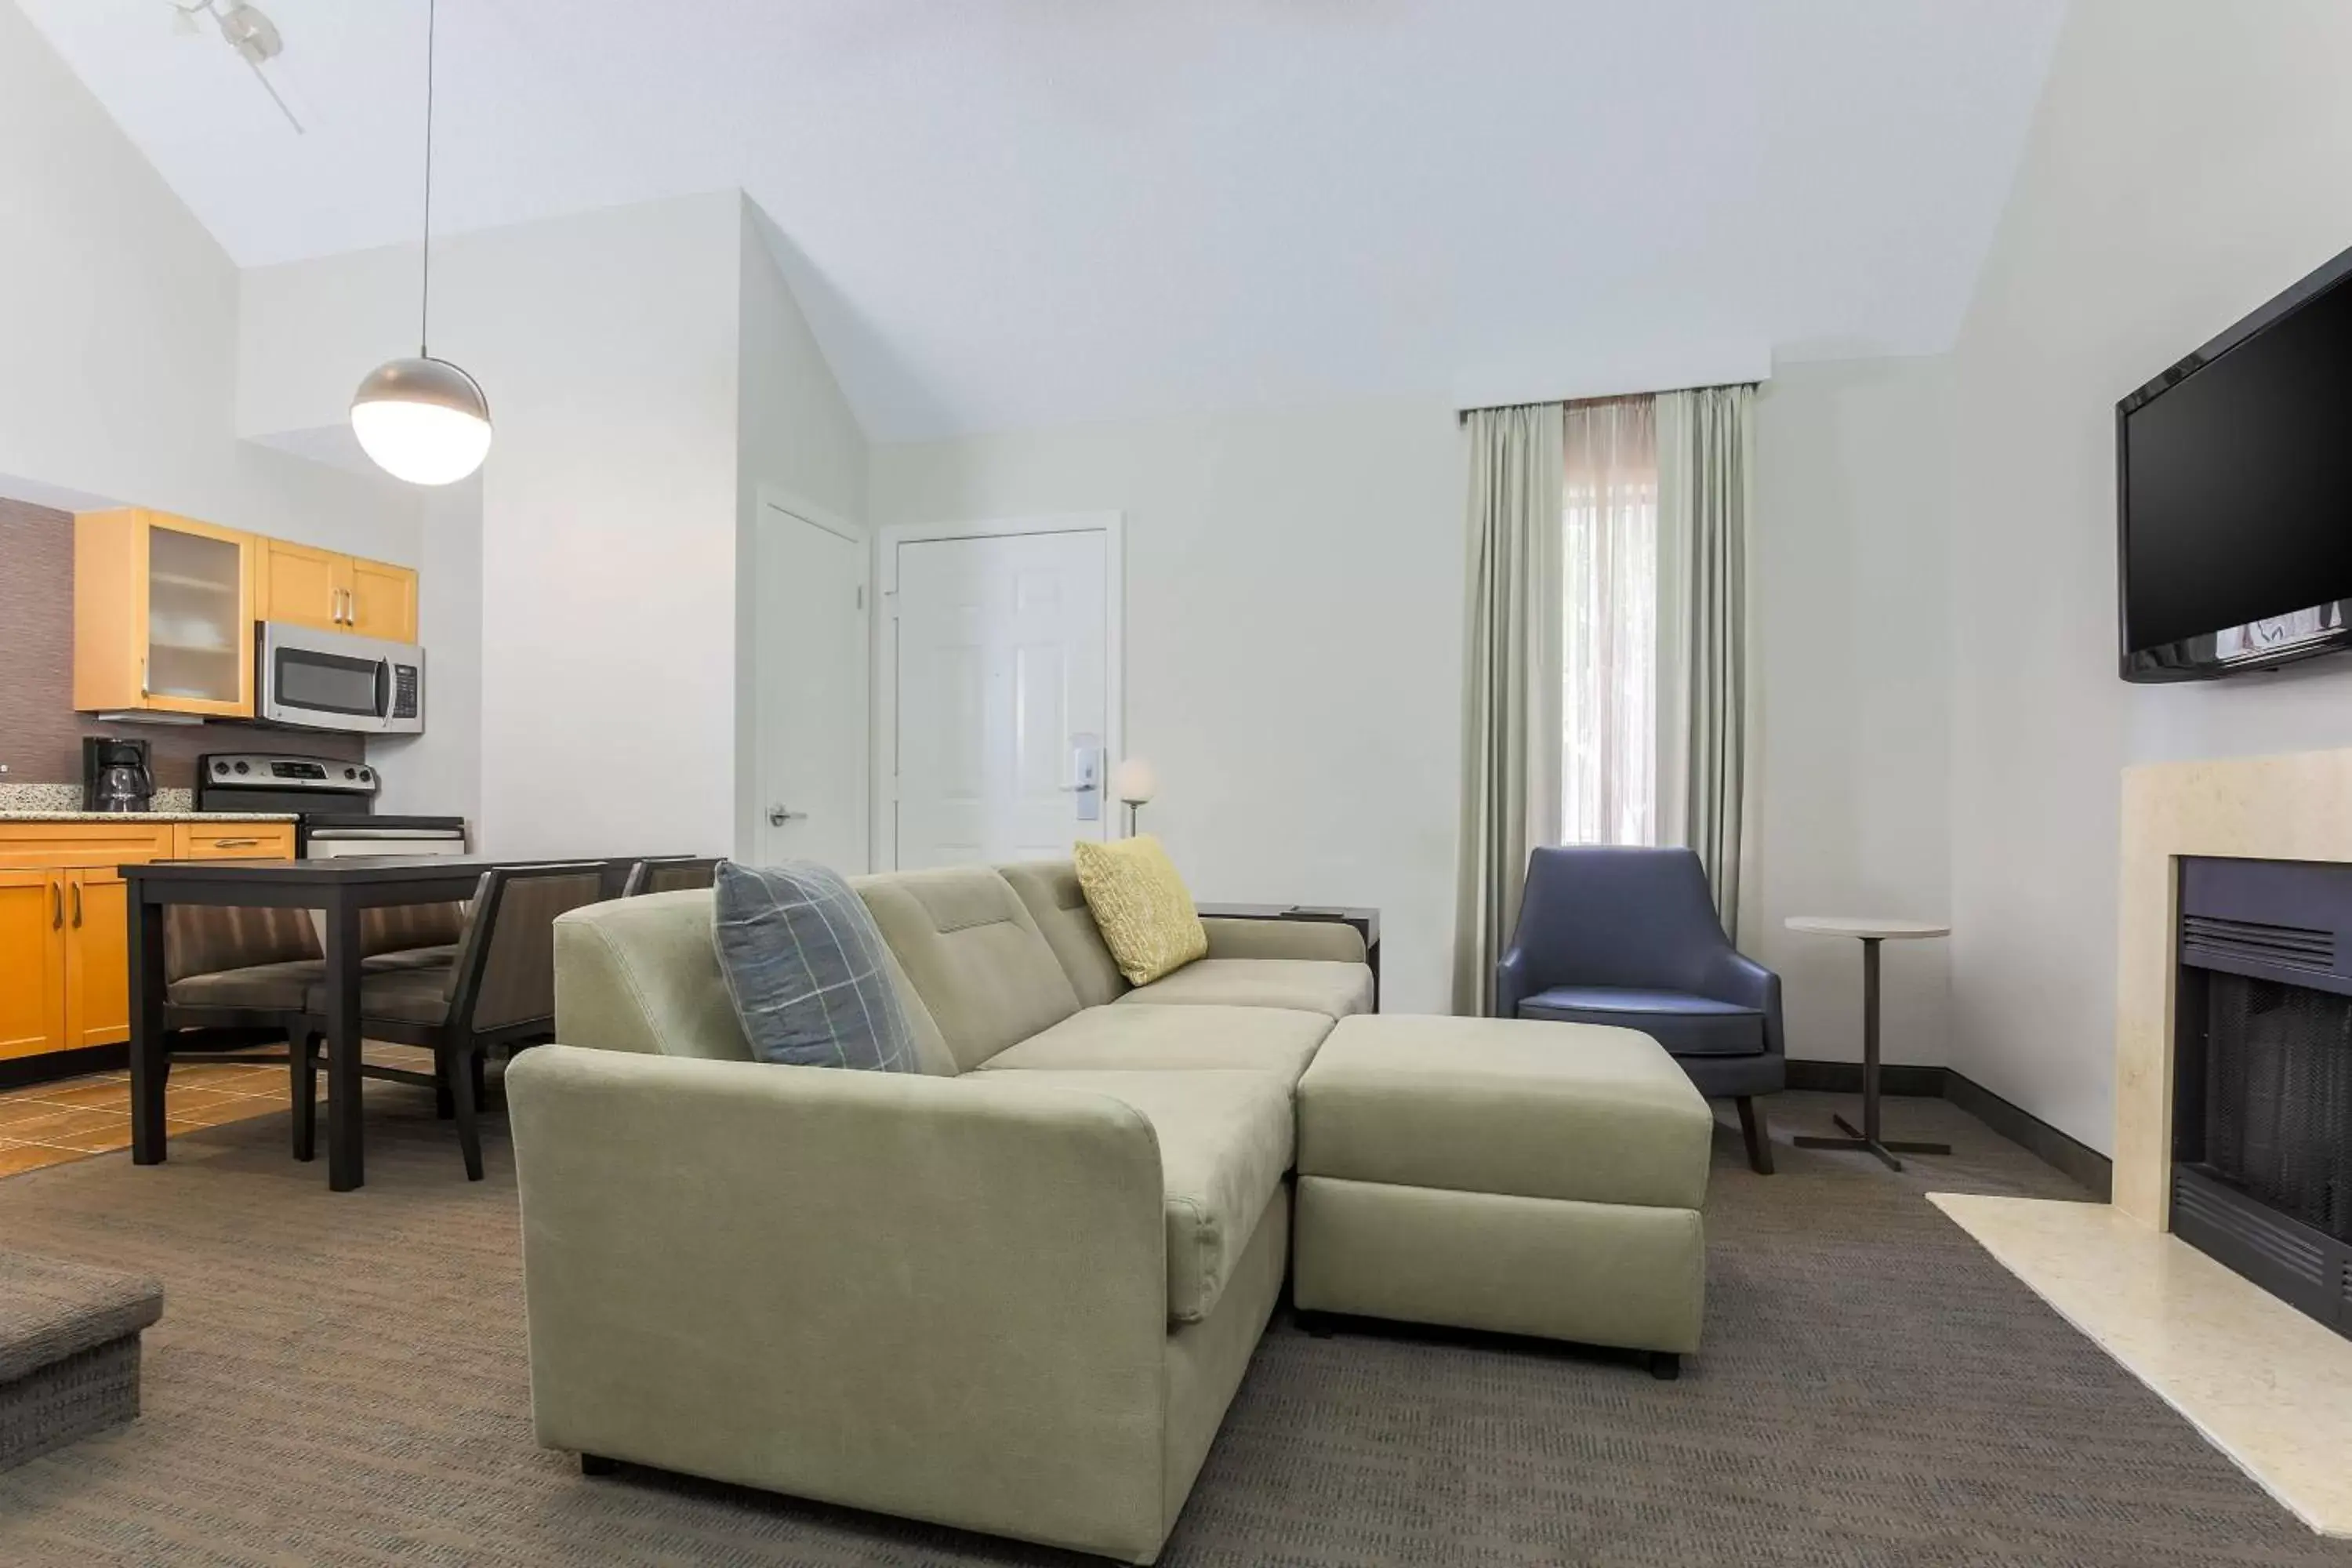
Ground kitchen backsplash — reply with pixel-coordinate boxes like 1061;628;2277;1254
0;497;364;789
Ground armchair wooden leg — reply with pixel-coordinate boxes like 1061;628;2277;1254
292;1032;320;1163
448;1046;485;1182
1736;1095;1774;1175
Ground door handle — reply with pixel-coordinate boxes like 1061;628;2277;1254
51;881;62;929
768;805;810;826
70;881;82;928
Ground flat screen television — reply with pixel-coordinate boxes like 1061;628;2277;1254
2118;244;2352;681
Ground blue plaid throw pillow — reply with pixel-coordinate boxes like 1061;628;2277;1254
711;860;919;1071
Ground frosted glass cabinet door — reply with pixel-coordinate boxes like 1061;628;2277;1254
71;508;256;717
145;522;248;705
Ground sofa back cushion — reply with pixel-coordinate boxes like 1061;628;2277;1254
997;860;1130;1008
713;861;922;1072
555;889;955;1073
853;866;1082;1071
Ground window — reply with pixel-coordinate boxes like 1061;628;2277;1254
1561;397;1659;846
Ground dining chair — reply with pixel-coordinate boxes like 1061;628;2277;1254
293;861;608;1180
620;856;721;897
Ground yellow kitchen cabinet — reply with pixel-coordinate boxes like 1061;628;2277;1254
347;556;419;641
258;540;419;643
256;537;345;634
172;823;296;859
0;869;66;1061
0;824;180;1062
61;869;130;1051
74;510;259;718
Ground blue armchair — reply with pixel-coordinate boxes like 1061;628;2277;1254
1496;845;1785;1173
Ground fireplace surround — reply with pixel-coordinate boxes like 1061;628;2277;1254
2173;856;2352;1338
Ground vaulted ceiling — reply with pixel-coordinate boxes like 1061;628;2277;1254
16;0;2067;440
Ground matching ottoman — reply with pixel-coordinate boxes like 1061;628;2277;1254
0;1251;164;1473
1293;1014;1712;1372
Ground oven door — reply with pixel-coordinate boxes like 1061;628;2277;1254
257;623;423;735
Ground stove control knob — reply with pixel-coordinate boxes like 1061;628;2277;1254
233;760;249;775
212;760;228;774
343;768;356;779
358;768;372;782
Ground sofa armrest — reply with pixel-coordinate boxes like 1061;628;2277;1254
1200;916;1366;965
506;1045;1176;1561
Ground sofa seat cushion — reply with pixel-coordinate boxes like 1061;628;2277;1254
977;1004;1334;1087
1515;985;1764;1056
1298;1015;1713;1210
1116;957;1373;1020
996;1069;1293;1323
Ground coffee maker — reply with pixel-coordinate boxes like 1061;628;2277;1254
83;736;155;813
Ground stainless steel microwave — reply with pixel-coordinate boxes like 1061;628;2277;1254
256;622;426;735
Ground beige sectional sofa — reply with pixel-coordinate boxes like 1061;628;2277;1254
508;862;1371;1565
508;858;1710;1565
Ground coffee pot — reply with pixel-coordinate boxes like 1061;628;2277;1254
83;736;155;813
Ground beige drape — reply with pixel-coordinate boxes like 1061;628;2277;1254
1654;384;1755;938
1453;403;1564;1016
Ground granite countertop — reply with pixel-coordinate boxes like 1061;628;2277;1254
0;811;298;824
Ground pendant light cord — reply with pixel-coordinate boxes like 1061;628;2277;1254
419;0;437;358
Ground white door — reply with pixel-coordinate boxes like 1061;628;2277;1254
891;529;1111;869
755;503;869;872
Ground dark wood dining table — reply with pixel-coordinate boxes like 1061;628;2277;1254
124;856;496;1192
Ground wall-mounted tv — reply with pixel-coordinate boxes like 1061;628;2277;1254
2118;243;2352;681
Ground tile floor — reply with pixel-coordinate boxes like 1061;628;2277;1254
0;1046;434;1178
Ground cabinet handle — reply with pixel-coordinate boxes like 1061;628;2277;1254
211;838;260;848
51;881;62;929
70;881;82;928
343;587;355;625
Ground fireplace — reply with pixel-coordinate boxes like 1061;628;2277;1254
2173;856;2352;1338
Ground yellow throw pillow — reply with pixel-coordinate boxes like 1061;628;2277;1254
1073;835;1209;986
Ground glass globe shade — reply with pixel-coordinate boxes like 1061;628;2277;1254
350;356;492;485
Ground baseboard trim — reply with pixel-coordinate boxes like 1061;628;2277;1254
1782;1058;2114;1199
1940;1069;2113;1201
0;1043;128;1091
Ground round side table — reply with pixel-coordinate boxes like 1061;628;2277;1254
1784;916;1951;1171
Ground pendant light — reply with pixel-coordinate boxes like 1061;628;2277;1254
350;0;491;486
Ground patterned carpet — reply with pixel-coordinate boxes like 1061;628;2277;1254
2;1088;2350;1567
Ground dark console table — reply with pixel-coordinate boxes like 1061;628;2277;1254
1196;903;1381;1010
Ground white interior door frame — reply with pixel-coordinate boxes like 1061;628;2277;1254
873;511;1124;872
752;483;869;866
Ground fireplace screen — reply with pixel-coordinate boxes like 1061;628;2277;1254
2198;974;2352;1244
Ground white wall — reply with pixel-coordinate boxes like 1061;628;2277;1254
1749;356;1955;1065
368;477;482;829
241;192;766;858
869;399;1465;1014
735;205;873;854
0;0;419;561
1946;0;2352;1151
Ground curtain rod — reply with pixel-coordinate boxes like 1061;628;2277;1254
1455;379;1761;425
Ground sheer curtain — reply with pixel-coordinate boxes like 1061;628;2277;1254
1560;397;1659;847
